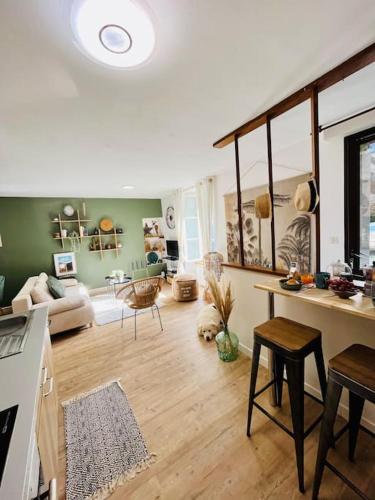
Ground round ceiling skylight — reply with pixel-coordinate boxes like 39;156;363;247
71;0;155;68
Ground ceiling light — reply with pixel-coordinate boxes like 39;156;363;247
122;185;135;190
71;0;155;68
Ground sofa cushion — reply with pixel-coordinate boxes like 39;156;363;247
60;278;78;288
48;296;86;316
47;276;66;299
31;285;54;304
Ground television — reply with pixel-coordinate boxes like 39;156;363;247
166;240;179;259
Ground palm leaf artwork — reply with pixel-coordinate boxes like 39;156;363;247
226;209;259;264
277;215;311;273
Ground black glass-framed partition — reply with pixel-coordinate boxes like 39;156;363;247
214;42;375;276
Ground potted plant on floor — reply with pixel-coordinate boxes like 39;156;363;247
207;273;239;362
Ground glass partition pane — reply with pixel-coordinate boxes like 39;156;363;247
319;62;375;271
238;125;273;268
360;139;375;266
271;101;314;274
221;146;242;264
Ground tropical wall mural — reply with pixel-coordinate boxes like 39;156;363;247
224;173;312;272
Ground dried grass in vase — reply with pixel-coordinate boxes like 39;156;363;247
206;272;238;361
206;272;234;328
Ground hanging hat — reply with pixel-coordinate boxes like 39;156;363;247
255;192;272;219
294;178;319;213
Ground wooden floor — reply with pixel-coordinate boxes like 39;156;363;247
52;288;374;499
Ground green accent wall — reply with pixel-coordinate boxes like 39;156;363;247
0;197;162;305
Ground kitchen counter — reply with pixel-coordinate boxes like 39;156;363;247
0;306;48;500
254;280;375;321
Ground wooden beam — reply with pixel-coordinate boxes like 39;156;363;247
266;117;276;271
311;88;321;272
214;42;375;148
234;136;245;266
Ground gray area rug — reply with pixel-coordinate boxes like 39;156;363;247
63;381;155;500
91;293;164;326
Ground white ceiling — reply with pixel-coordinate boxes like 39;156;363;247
0;0;375;199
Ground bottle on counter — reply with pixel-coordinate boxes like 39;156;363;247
364;261;375;297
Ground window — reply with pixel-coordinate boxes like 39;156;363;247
344;126;375;272
183;189;201;261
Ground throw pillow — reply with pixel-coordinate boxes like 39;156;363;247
31;286;54;304
47;276;66;299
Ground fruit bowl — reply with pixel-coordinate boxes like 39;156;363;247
328;278;358;299
332;290;357;299
279;278;302;291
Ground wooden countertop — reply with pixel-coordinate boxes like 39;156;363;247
254;280;375;322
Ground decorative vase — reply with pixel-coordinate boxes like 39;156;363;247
215;326;239;362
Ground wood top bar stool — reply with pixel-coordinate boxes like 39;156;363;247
312;344;375;500
246;317;327;493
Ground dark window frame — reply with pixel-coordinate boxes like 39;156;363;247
344;125;375;273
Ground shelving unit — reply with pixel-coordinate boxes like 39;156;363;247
89;227;124;259
51;210;92;249
51;209;124;258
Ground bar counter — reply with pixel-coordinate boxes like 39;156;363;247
254;279;375;406
254;280;375;322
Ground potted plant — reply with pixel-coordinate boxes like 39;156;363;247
207;273;239;362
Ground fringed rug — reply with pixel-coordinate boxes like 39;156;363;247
62;380;155;500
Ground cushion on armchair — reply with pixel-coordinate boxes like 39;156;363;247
48;296;85;316
47;276;66;299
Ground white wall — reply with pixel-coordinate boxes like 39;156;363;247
161;192;177;241
214;110;375;430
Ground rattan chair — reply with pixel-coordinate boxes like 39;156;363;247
116;276;164;339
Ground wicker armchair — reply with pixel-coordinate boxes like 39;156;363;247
117;276;164;339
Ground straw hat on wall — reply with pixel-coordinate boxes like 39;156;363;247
255;192;272;219
294;178;319;213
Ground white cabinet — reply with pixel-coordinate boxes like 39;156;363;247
37;330;58;493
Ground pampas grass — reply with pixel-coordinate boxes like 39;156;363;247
206;272;234;327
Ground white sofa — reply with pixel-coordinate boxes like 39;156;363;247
12;273;94;335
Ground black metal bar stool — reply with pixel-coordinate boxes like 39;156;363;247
312;344;375;500
246;316;327;493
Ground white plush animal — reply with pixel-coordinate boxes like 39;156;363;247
197;304;223;341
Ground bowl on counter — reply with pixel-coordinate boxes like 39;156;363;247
332;290;358;300
279;278;303;291
328;278;359;299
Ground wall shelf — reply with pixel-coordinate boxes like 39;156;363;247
89;226;123;259
51;210;92;249
51;219;92;223
51;210;124;259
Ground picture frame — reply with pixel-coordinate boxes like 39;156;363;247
53;252;77;277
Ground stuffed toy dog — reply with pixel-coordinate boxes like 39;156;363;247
197;304;223;341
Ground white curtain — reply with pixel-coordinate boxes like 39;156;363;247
195;176;216;255
174;188;186;273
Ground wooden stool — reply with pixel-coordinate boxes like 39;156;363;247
246;316;327;493
312;344;375;500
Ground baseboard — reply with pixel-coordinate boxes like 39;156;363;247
89;286;110;296
239;342;269;367
240;342;375;433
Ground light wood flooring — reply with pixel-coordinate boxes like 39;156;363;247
52;288;374;499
